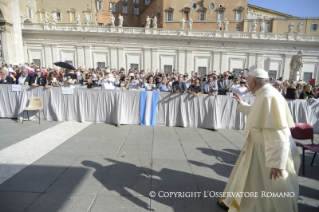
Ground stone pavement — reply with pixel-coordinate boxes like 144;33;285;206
0;118;318;212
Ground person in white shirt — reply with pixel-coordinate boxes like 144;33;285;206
231;78;240;91
183;74;190;89
125;74;141;90
102;73;115;89
234;79;249;96
18;68;31;85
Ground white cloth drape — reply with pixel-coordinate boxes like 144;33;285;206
0;85;318;133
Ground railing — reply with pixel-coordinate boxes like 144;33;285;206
21;23;319;42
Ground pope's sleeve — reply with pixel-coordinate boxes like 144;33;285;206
263;129;290;170
236;101;251;116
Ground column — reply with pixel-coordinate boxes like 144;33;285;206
10;0;24;63
177;49;185;73
83;45;92;68
117;47;125;70
43;44;52;68
220;52;228;73
110;47;118;69
143;48;151;71
256;54;265;69
76;46;85;67
0;28;12;63
51;44;59;67
151;49;158;71
185;50;193;74
213;51;221;73
247;53;256;71
283;54;292;80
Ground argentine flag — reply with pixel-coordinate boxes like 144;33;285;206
140;91;159;126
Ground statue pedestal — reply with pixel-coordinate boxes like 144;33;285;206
117;27;123;33
44;23;49;30
76;26;82;31
259;32;265;39
251;32;257;38
215;31;222;37
145;28;150;34
51;24;56;30
180;30;186;36
287;33;294;41
152;29;158;34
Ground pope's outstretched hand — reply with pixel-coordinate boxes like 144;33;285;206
233;93;242;104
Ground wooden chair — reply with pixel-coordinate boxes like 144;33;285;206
22;97;45;124
291;123;318;175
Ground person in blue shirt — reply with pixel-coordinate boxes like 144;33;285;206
158;76;171;92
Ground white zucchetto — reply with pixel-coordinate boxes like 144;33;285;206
249;69;269;79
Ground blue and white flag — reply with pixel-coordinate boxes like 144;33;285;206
140;91;159;126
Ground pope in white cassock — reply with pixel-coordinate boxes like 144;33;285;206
217;69;300;212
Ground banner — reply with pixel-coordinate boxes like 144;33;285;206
140;91;159;126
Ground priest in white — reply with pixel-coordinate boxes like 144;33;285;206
218;69;300;212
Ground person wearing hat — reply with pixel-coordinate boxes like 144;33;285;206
218;69;300;212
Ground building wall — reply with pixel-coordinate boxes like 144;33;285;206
35;0;94;24
19;0;38;23
140;0;247;30
272;19;319;35
22;28;319;83
0;0;24;64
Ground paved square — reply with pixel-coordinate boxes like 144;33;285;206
0;119;318;212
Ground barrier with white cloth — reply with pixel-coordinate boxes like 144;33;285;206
0;85;318;133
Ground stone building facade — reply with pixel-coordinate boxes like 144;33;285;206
0;0;319;84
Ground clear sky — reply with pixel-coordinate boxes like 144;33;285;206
248;0;319;18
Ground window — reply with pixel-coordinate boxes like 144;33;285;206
97;62;106;68
56;12;61;20
33;59;41;67
236;11;242;21
142;19;144;25
110;3;116;12
192;3;198;10
97;1;103;10
185;12;189;20
198;67;207;77
145;0;150;5
265;24;270;32
28;8;32;19
158;5;161;12
27;0;32;3
167;12;173;21
218;11;224;20
151;11;153;17
303;72;313;83
133;0;139;3
249;25;253;32
134;7;139;15
209;2;215;10
65;60;73;65
164;65;172;73
122;0;127;2
122;5;127;13
200;12;205;21
131;64;139;70
268;71;277;79
236;27;240;31
311;23;318;31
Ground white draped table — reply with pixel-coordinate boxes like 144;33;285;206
0;85;318;133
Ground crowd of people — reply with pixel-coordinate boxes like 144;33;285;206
0;62;318;99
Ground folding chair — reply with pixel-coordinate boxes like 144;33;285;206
22;97;45;124
291;123;318;175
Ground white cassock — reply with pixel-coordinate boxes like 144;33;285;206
220;84;300;212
